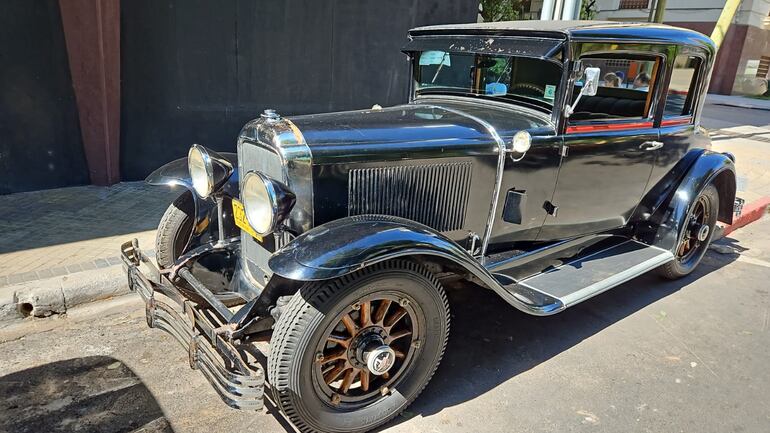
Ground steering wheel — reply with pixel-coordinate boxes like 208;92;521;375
510;83;545;96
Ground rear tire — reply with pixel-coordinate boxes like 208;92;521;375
658;184;719;280
268;260;449;433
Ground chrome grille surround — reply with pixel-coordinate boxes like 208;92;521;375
348;162;472;232
237;117;312;286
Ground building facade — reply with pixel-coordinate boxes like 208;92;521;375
594;0;770;95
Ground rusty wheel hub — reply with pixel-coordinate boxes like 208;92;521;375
313;295;419;405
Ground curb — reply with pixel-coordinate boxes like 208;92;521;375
712;102;770;112
0;265;129;323
720;196;770;237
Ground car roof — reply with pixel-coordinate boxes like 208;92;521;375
409;20;715;51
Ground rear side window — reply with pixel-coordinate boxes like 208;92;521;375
664;55;702;117
569;56;660;122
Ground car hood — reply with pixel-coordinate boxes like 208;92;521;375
287;100;552;164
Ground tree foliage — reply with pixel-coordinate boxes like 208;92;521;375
580;0;598;20
479;0;523;22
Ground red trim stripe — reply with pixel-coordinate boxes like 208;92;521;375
661;117;693;127
566;121;653;134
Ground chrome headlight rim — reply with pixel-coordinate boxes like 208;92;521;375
188;144;215;198
242;171;296;236
188;144;234;199
242;171;277;235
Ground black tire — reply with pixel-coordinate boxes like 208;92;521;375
156;191;196;270
155;191;241;305
268;260;449;433
658;184;719;280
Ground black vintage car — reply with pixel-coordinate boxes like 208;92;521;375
122;21;739;433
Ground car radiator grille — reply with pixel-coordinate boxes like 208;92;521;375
348;162;472;232
238;140;285;284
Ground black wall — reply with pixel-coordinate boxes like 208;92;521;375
0;1;89;194
120;0;478;180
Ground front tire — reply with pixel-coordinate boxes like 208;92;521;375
658;184;719;279
155;191;242;305
268;260;449;433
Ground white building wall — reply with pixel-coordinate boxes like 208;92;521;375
594;0;769;26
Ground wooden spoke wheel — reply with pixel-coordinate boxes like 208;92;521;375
268;260;449;433
314;295;418;404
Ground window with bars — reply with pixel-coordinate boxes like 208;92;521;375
619;0;649;9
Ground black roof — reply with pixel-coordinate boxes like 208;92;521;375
409;20;715;51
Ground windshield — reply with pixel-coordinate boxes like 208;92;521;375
414;51;563;110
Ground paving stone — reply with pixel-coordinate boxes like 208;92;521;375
0;182;175;278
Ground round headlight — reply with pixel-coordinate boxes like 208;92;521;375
242;172;275;235
512;131;532;154
188;145;214;198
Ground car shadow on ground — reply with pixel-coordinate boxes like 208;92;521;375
0;356;174;433
379;247;739;430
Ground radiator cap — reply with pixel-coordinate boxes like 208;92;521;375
261;108;281;122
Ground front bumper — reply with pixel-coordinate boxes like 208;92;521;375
120;239;265;411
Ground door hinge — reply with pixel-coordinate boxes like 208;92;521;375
543;201;559;217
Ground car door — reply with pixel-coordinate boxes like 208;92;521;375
538;51;664;241
649;50;708;194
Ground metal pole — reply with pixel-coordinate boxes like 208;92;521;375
653;0;667;23
647;0;658;22
711;0;742;50
562;0;578;20
541;0;556;20
553;0;565;19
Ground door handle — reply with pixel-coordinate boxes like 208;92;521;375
640;140;664;151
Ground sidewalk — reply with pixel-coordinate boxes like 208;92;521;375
706;93;770;111
710;125;770;205
0;182;177;286
0;183;178;321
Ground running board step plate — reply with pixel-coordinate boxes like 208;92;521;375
504;240;673;313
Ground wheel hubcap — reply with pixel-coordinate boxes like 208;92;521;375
313;295;419;405
364;343;396;376
696;224;710;242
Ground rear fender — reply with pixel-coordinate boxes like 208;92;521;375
268;215;562;315
643;150;736;252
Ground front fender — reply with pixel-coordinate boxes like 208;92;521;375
649;150;736;252
145;153;240;249
268;215;564;316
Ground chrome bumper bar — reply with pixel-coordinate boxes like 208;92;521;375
120;239;265;411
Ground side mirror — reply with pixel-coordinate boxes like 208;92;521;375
582;67;601;96
565;66;601;118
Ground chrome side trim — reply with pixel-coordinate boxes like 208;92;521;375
434;105;508;264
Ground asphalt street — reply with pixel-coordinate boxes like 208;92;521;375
0;104;768;433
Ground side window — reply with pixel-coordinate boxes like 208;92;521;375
664;55;702;118
569;56;660;122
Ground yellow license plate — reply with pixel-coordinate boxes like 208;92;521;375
232;199;262;241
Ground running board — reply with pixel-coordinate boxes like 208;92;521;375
501;240;673;314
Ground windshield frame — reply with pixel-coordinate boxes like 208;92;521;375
405;37;567;117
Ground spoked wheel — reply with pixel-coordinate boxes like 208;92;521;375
315;294;418;405
659;184;719;279
269;260;449;433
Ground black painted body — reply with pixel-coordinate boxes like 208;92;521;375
149;21;737;316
